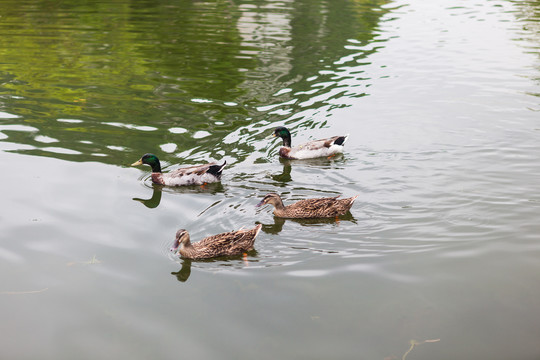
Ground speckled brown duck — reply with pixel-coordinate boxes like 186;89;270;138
170;224;262;259
256;193;358;218
131;153;226;186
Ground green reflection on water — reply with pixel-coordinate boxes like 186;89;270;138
0;0;390;165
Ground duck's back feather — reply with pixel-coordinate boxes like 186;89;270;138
280;135;348;159
275;195;358;218
186;225;262;259
152;161;226;186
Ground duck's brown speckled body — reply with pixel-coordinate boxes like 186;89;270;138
257;193;358;218
170;224;262;259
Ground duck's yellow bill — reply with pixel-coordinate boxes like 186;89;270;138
131;159;143;166
265;133;277;139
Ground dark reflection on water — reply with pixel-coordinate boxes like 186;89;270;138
271;161;293;184
132;184;163;209
132;178;226;208
171;250;259;283
258;212;356;235
268;155;348;184
171;259;192;282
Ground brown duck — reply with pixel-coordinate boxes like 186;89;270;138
256;193;358;218
170;224;262;259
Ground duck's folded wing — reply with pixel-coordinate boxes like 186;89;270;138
286;197;340;213
299;135;348;150
168;163;217;176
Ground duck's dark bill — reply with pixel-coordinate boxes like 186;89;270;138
170;242;180;252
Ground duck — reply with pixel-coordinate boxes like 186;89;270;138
170;224;262;259
256;193;358;218
131;153;226;186
267;126;348;159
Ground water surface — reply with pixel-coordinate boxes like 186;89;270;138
1;0;540;359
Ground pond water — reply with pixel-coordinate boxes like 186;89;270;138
1;0;540;359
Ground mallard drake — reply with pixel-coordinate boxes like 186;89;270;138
267;126;348;159
131;153;226;186
256;193;358;218
170;224;262;259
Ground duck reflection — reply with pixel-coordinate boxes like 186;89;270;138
272;160;292;184
259;217;286;234
171;250;258;283
259;212;356;235
132;184;163;208
283;153;345;166
132;182;225;208
171;259;192;282
271;155;346;185
167;181;225;195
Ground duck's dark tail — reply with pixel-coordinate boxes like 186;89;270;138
207;160;227;179
333;134;349;146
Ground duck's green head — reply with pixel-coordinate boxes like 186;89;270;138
268;126;292;147
131;153;161;173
